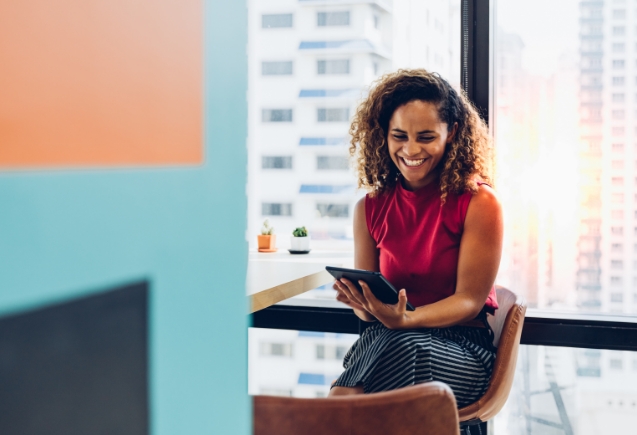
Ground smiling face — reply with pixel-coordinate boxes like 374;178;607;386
387;100;456;191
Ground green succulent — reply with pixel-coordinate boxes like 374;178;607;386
261;219;274;235
292;226;308;237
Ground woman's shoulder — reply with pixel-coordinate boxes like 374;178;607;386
455;181;500;226
469;182;499;206
464;183;502;224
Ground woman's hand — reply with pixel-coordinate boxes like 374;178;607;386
333;280;376;322
333;280;366;311
337;278;413;329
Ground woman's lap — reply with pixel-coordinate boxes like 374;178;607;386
332;322;496;408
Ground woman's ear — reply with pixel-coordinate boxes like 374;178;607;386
446;122;459;144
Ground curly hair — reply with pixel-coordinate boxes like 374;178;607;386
349;69;494;203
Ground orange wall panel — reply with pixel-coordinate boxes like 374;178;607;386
0;0;203;168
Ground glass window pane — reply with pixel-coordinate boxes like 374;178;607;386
262;109;292;122
262;203;293;217
317;59;350;75
262;13;293;29
496;0;637;314
317;108;349;123
249;328;358;398
262;156;293;169
316;155;349;170
494;346;637;434
317;11;350;27
316;203;349;218
262;61;293;76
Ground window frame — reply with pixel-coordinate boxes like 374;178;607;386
251;0;637;355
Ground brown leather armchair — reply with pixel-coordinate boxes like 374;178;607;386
458;286;527;428
254;381;460;435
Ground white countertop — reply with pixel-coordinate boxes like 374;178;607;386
246;249;353;313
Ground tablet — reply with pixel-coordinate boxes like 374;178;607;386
326;266;416;311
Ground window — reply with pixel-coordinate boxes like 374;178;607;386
612;210;624;219
613;60;625;69
612;243;623;252
262;14;293;29
610;358;624;370
262;109;293;122
613;9;626;19
613;26;626;36
315;344;349;360
259;342;293;357
316;203;349;218
373;14;380;29
262;61;293;76
336;346;348;359
612;93;625;102
317;59;350;75
613;76;625;85
262;203;293;216
613;143;625;152
317;155;349;170
611;277;623;286
317;108;349;122
613;110;625;119
317;11;350;27
613;43;626;52
613;127;625;136
611;260;624;269
612;176;625;185
316;344;325;359
262;156;292;169
612;226;624;235
612;193;625;203
612;160;625;169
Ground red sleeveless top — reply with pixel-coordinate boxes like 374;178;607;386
365;179;498;314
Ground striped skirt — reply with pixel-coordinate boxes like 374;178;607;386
331;321;497;408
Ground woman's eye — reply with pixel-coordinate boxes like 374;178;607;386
419;137;435;141
393;135;407;140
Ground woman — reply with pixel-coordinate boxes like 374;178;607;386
329;69;503;408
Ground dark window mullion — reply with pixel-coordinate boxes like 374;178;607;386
460;0;492;125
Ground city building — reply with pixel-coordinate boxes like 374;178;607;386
247;0;459;248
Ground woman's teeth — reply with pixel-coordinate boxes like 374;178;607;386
402;157;425;167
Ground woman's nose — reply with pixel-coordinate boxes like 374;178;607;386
403;139;421;156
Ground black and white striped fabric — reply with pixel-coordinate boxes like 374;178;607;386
332;321;497;408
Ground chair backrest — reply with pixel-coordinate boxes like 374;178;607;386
458;286;526;423
254;382;459;435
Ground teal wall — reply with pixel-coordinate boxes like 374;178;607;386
0;1;249;434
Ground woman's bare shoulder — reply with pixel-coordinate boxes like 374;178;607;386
466;184;502;227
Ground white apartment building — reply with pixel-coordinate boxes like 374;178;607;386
247;0;459;249
578;0;637;314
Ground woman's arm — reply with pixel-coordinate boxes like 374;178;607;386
334;197;378;322
338;185;503;329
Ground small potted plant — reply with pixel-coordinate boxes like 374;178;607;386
258;219;277;252
290;226;310;253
